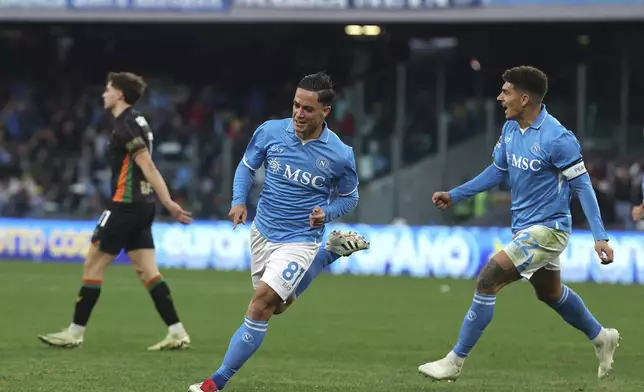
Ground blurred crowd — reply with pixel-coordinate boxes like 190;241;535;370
579;158;644;230
0;77;369;220
1;23;644;230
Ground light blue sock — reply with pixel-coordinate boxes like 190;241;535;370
294;249;339;297
211;316;268;389
548;284;602;340
452;291;496;358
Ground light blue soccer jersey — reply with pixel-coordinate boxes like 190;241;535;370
492;105;587;234
242;118;358;243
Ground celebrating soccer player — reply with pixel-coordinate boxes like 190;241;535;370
420;66;619;381
188;72;369;392
38;72;193;351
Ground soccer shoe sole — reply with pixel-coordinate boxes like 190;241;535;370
325;231;370;256
37;335;82;348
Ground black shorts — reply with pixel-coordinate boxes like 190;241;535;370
91;202;156;255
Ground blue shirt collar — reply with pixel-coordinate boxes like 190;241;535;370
530;104;548;130
287;119;330;144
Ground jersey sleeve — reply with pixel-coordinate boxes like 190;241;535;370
117;116;150;157
492;123;508;171
242;122;268;171
550;131;586;181
337;147;359;196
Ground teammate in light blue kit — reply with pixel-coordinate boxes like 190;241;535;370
419;66;620;381
188;72;369;392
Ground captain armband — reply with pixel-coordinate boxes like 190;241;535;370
561;159;587;181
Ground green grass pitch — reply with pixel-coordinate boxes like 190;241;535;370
0;261;641;392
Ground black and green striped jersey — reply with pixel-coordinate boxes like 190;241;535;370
110;107;155;204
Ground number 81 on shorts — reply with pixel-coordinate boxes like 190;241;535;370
282;261;305;282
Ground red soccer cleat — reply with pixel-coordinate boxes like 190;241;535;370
200;379;218;392
188;378;218;392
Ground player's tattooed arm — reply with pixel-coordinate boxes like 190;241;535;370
476;258;521;294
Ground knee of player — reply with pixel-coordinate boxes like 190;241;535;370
247;292;282;320
273;303;288;316
137;266;160;285
475;270;504;294
475;278;500;295
535;290;560;304
247;300;274;320
475;254;520;294
83;255;109;279
128;252;160;283
132;265;145;282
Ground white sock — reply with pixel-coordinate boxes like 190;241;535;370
68;323;86;338
447;351;465;366
168;322;187;337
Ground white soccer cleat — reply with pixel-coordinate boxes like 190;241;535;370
147;332;191;351
325;230;370;257
418;354;463;381
594;328;620;379
187;383;205;392
38;329;83;348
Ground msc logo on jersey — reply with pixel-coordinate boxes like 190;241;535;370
508;153;542;172
283;164;325;187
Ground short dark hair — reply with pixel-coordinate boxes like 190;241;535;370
107;72;147;105
502;66;548;103
297;72;335;107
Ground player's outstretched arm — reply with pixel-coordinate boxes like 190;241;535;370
568;172;607;238
448;164;508;204
568;172;613;264
229;161;257;229
232;161;256;209
228;122;268;228
441;128;510;207
551;132;612;264
134;151;192;224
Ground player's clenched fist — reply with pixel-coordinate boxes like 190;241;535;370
432;192;452;210
228;204;248;229
595;240;614;265
309;206;325;228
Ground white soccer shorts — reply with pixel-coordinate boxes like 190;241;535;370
249;223;320;301
503;224;569;279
